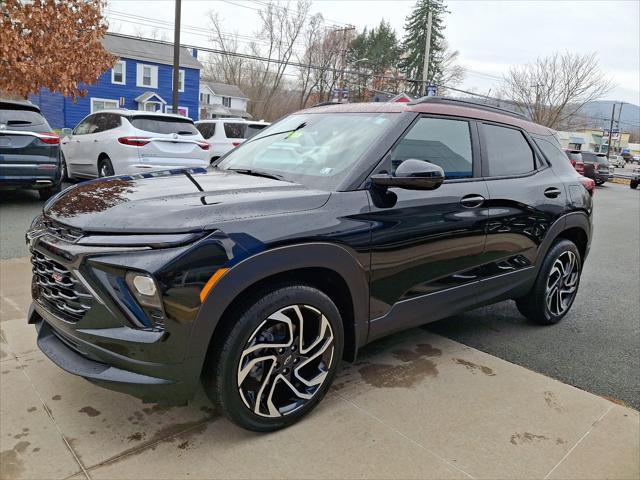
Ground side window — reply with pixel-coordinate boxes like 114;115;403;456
482;124;535;176
197;123;215;139
534;137;567;166
389;117;473;179
103;114;121;131
74;117;94;135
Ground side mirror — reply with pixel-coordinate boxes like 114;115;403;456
371;159;444;191
61;128;73;137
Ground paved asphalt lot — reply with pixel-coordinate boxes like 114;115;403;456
1;180;639;410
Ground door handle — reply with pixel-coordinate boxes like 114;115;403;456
460;194;485;208
544;187;562;198
93;139;99;143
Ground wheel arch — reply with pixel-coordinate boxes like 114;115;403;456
188;243;369;377
536;212;591;273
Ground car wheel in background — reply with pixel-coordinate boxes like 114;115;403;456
38;182;62;201
203;283;344;432
210;156;220;165
516;239;582;325
60;153;71;182
98;157;115;177
631;180;638;189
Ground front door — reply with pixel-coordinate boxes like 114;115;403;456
366;115;489;339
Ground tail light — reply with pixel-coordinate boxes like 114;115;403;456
196;141;210;150
575;161;585;174
580;177;595;196
37;132;60;145
232;142;241;147
118;136;150;147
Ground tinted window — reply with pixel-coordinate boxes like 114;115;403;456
196;123;216;139
0;108;48;128
246;123;267;139
582;152;608;164
74;116;95;135
129;116;198;135
537;138;572;166
483;124;535;176
223;122;246;139
389;117;473;179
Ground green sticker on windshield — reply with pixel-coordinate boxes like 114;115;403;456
287;131;303;139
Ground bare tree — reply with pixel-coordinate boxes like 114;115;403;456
434;40;464;93
296;13;324;108
501;52;614;129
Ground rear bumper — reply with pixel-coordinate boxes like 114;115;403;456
30;305;197;404
0;175;59;190
119;161;209;175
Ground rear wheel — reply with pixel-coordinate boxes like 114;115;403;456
98;157;115;177
631;180;638;189
203;283;343;432
60;153;71;182
516;239;582;325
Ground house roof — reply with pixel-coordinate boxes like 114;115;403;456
201;81;248;99
135;91;167;104
103;33;202;70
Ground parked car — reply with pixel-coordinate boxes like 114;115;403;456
608;155;626;168
60;110;209;179
0;99;62;200
632;156;640;165
27;98;594;432
195;119;270;162
630;166;640;189
581;151;613;185
563;149;585;175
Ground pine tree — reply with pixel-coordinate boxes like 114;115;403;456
400;0;449;95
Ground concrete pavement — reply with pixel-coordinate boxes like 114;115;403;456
1;258;638;479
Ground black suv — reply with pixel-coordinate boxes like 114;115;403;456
26;98;593;431
1;99;62;199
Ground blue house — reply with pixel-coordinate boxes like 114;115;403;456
31;33;202;129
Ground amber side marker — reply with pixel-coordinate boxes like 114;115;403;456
199;268;229;303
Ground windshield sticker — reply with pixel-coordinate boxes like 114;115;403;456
320;167;333;175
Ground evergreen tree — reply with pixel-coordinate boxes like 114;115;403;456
400;0;449;94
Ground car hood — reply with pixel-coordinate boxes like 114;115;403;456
44;168;331;233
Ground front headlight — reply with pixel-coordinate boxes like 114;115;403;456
125;271;165;328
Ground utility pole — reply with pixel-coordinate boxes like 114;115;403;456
615;102;624;155
172;0;182;114
335;26;355;103
606;102;616;158
421;11;433;95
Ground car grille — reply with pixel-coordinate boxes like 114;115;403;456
31;250;91;322
42;217;83;243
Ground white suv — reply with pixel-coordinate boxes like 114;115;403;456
61;110;210;178
195;119;270;162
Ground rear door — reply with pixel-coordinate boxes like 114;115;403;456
479;122;566;303
0;106;58;180
128;115;208;166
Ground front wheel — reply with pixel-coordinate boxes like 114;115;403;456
38;183;62;201
516;239;582;325
203;284;343;432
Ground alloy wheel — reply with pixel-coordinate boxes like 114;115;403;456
237;304;335;418
545;251;579;316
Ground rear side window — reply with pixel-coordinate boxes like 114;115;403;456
482;124;535;176
129;116;198;135
223;122;246;139
196;123;216;139
246;123;267;139
0;108;48;128
537;138;572;166
389;117;473;179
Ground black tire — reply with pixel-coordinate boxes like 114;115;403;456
60;153;71;182
98;157;115;177
631;180;638;190
38;183;62;201
203;283;344;432
516;239;582;325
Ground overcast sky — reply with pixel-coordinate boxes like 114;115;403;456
106;0;640;105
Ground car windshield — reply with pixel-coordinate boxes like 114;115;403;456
217;112;397;190
129;115;199;135
0;108;48;129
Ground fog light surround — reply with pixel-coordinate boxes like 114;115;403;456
125;271;163;310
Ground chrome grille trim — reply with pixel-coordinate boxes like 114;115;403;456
31;251;92;322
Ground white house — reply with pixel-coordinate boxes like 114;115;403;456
199;81;251;119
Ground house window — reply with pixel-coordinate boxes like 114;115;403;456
91;98;119;113
144;102;161;112
111;61;126;85
172;70;185;92
166;106;189;117
222;97;231;108
200;93;204;102
136;64;158;88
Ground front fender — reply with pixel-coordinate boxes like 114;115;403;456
186;242;370;374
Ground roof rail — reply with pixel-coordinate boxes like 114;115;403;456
408;96;528;120
310;101;342;108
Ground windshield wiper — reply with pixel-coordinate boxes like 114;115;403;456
245;122;306;144
228;168;291;182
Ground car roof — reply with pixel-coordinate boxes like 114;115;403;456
298;98;553;135
196;118;269;124
95;109;194;121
